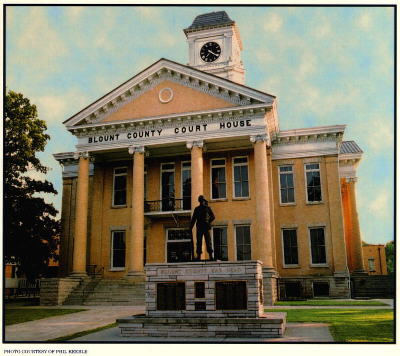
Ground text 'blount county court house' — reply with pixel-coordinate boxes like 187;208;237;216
54;11;366;303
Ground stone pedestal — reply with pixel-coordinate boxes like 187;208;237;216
117;261;286;338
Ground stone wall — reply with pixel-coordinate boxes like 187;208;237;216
40;278;81;305
351;275;394;298
145;260;265;317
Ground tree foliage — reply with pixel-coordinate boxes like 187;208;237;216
385;241;394;274
4;90;60;281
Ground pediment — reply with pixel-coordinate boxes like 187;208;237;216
64;58;275;128
99;79;236;124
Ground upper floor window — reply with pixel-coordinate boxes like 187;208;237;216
233;157;249;198
279;165;295;204
211;159;226;199
235;225;251;261
282;228;298;266
309;227;327;265
305;163;322;202
368;258;376;272
181;161;191;210
113;167;127;206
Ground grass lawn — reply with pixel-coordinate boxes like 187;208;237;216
274;300;388;306
5;308;87;326
265;308;394;342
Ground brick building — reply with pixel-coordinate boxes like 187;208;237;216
47;11;367;305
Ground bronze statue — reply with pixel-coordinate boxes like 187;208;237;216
190;195;215;261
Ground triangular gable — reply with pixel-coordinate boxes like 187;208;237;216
101;79;235;123
64;58;275;128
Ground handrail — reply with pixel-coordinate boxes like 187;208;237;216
144;198;191;212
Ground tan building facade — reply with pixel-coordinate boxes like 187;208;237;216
53;12;366;303
362;244;388;275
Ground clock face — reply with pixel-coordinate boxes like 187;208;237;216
200;42;221;62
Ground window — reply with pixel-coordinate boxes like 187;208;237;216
111;231;126;269
181;161;191;210
282;229;298;265
279;165;295;204
211;159;226;199
166;229;192;263
144;166;147;201
212;226;228;261
235;225;251;260
113;167;127;206
309;227;327;265
305;163;322;202
233;157;249;198
368;258;376;272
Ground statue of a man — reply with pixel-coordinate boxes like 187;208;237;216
190;195;215;261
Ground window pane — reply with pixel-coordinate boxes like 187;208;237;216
212;159;225;166
236;226;251;261
112;231;126;268
213;227;228;261
242;181;249;197
233;157;247;164
310;228;326;264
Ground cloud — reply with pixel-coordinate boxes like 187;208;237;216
262;13;283;33
135;7;162;22
17;7;67;58
66;6;85;23
366;188;391;219
356;12;373;31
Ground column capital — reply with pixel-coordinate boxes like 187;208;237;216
128;145;145;154
250;134;270;146
73;151;90;159
186;140;204;150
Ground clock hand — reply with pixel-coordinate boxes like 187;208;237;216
208;50;218;56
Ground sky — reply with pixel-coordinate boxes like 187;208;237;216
5;5;394;245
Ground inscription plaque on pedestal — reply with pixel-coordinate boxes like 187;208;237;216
156;282;186;310
215;281;247;310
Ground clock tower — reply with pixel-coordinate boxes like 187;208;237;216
184;11;245;84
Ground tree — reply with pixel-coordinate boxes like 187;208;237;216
385;241;394;274
4;90;60;281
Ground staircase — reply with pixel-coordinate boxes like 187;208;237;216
63;278;145;306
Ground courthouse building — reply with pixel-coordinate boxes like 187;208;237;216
52;11;366;303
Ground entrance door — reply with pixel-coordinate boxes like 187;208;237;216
161;163;175;211
166;229;192;263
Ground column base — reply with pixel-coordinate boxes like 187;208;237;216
125;271;145;282
262;267;278;306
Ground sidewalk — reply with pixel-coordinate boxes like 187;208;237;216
72;322;333;342
4;299;393;342
5;306;145;342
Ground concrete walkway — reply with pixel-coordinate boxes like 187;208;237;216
5;306;145;342
72;322;333;342
4;299;393;342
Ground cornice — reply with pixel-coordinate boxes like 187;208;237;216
69;104;271;138
274;125;345;146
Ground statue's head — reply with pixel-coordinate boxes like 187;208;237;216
198;195;206;204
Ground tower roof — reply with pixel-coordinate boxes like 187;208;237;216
184;11;235;33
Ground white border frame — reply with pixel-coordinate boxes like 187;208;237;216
308;226;329;267
278;164;296;206
232;156;250;199
281;228;300;268
210;158;227;200
110;230;126;271
112;166;128;207
304;162;323;204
